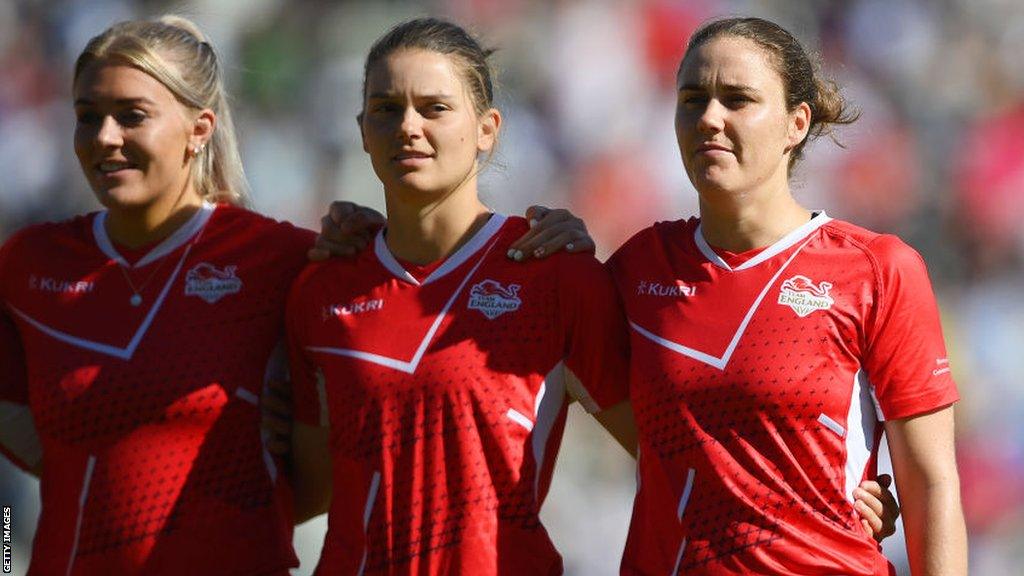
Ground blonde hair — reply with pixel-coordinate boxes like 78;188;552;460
74;15;249;205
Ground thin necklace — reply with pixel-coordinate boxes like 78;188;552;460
117;256;170;306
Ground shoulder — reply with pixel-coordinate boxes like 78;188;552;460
820;218;927;276
1;213;95;262
608;216;693;268
210;204;316;246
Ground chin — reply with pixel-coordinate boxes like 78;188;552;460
92;187;154;211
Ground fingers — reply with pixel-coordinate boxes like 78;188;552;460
309;204;380;261
854;477;900;541
853;494;885;538
508;206;594;260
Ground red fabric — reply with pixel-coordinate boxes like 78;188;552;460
0;204;312;575
287;215;630;575
609;215;956;575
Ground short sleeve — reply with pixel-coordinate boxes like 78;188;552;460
558;254;631;413
862;235;959;420
285;268;328;427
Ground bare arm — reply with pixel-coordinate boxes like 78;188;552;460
885;405;967;575
291;421;333;524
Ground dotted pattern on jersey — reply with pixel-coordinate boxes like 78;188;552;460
8;210;310;571
630;296;857;569
321;256;565;573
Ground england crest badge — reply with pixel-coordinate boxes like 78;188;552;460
468;279;522;320
185;263;243;304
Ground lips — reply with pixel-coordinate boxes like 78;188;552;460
392;150;433;161
695;142;733;154
96;159;137;174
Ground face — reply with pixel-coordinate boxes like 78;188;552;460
73;61;211;210
675;35;809;198
360;49;498;200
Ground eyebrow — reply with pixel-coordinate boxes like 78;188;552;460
678;83;758;93
73;97;158;107
366;92;455;101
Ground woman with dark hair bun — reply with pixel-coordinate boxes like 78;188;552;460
508;16;965;575
313;15;915;576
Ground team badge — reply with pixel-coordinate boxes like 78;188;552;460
777;275;834;317
185;263;242;303
468;279;522;319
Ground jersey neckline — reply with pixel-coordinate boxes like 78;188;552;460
694;211;832;272
92;202;216;269
373;213;508;286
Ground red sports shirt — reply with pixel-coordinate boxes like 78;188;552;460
287;214;630;576
609;213;958;575
0;203;312;576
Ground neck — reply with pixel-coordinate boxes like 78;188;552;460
697;178;812;252
105;187;204;249
383;182;491;265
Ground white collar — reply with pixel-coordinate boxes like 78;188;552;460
374;213;507;286
694;211;831;271
93;201;216;268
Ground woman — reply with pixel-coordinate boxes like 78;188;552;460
520;16;965;576
285;17;637;575
290;17;903;576
0;17;311;575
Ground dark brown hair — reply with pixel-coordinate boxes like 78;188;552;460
361;17;496;116
682;17;859;169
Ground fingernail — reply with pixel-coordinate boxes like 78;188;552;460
533;247;545;257
512;250;523;261
529;219;538;228
507;248;516;259
566;242;575;251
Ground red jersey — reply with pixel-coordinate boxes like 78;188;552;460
287;214;630;576
609;214;958;575
0;203;313;576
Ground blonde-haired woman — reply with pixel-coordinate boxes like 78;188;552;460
0;16;312;575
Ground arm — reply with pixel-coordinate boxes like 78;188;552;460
885;405;967;575
291;420;333;524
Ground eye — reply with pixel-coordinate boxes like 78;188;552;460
117;109;147;126
724;94;753;109
417;102;449;118
75;110;101;125
370;102;401;114
680;94;708;107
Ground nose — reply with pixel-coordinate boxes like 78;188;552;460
696;98;726;135
398;106;423;141
96;115;123;148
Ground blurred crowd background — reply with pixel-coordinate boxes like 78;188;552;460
2;0;1023;574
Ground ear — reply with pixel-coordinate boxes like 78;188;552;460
357;112;368;153
476;107;502;154
190;108;216;152
786;101;811;152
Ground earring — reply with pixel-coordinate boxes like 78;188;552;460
192;144;205;156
